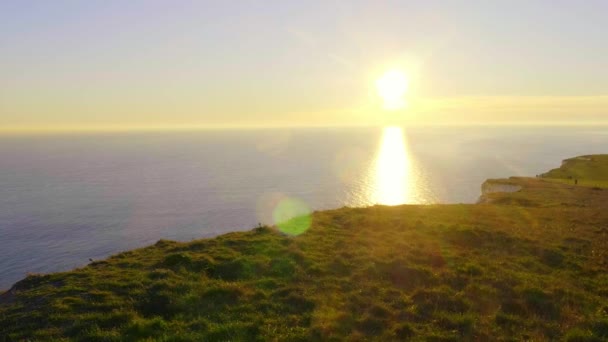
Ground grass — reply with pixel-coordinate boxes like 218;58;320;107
541;177;608;189
1;155;608;341
540;154;608;188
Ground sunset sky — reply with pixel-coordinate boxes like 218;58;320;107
1;1;607;131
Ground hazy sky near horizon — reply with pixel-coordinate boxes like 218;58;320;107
1;0;607;130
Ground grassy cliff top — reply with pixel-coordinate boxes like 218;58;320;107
2;156;608;341
540;155;608;188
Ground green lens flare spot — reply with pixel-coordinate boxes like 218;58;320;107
273;198;311;236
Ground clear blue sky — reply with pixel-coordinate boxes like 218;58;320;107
1;0;607;130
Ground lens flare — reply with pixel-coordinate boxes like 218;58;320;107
272;197;311;236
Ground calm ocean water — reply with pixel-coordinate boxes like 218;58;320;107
1;125;607;288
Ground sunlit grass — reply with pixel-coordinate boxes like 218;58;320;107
539;155;608;189
541;177;608;189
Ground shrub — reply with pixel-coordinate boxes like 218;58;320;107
124;317;168;339
540;248;565;267
162;253;192;268
520;288;559;319
564;328;602;342
495;311;520;328
411;287;470;319
592;319;608;337
393;323;415;339
356;315;386;335
458;263;484;277
436;312;475;336
205;323;261;341
211;258;260;280
269;257;297;277
148;269;174;280
380;261;435;290
201;286;244;307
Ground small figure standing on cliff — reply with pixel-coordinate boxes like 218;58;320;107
575;179;578;185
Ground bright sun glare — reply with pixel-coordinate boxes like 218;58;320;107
375;69;409;110
374;126;410;205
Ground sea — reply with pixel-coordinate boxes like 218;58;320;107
1;125;607;288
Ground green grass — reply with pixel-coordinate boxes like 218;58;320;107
2;155;608;341
541;177;608;189
541;154;608;188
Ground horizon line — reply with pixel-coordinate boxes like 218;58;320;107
2;121;608;135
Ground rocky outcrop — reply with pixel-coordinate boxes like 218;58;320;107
477;179;522;203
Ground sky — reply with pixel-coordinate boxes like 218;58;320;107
1;0;607;131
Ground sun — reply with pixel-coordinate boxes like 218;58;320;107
375;69;409;110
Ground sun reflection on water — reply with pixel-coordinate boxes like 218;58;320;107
372;126;412;205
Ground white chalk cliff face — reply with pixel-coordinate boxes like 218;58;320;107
481;183;522;195
477;181;522;203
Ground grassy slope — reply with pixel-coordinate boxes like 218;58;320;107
2;157;608;341
541;155;608;188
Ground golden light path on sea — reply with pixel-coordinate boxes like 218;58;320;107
372;126;411;205
264;125;431;234
363;125;436;206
